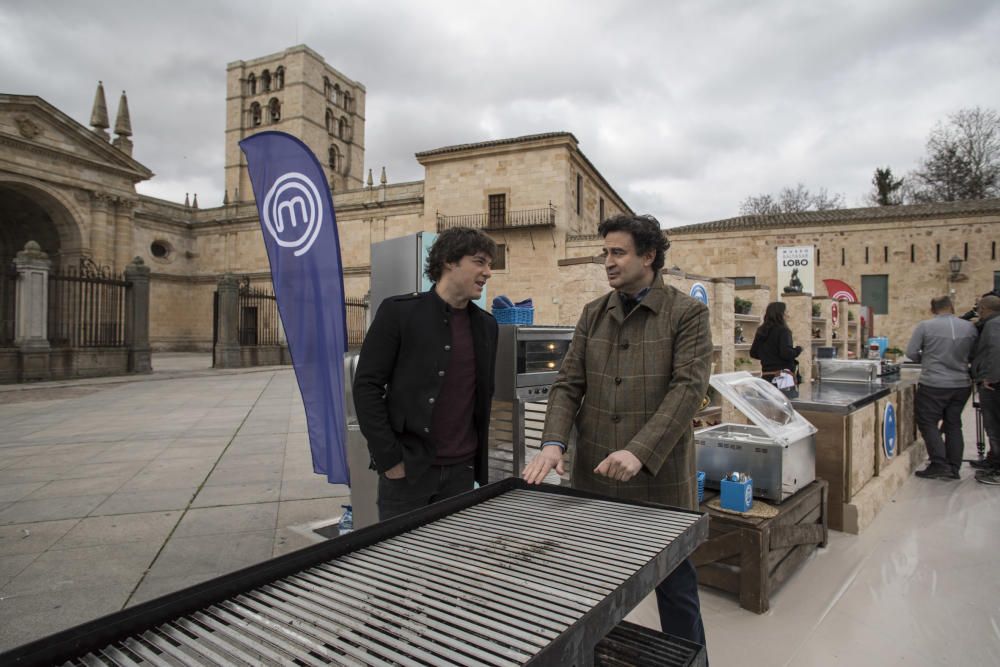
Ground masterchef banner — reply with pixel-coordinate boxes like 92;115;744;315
777;245;815;296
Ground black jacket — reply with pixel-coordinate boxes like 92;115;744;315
352;288;498;485
750;324;802;373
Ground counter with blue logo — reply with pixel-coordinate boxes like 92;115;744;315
792;377;918;534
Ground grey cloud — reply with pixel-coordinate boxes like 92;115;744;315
2;0;999;225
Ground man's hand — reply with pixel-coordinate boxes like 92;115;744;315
383;461;406;479
594;450;642;482
522;445;565;484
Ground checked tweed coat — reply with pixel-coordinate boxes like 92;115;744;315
541;275;712;510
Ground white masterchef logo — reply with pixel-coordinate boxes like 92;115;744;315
262;172;323;257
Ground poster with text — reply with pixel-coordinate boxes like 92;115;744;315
776;245;815;296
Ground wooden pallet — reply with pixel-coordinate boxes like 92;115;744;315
691;479;828;614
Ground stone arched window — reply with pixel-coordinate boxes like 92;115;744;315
338;116;348;141
247;73;256;96
325;108;335;133
268;98;281;123
328;145;339;171
250;102;262;126
323;76;331;99
274;66;285;90
332;84;341;106
261;69;271;92
343;92;352;112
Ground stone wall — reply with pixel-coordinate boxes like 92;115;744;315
669;212;1000;348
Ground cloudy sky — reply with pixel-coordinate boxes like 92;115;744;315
2;0;999;226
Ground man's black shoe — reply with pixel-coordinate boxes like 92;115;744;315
915;465;956;480
969;458;999;471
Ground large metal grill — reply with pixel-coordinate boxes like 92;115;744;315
2;479;707;667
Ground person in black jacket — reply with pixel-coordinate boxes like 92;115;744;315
750;301;802;387
960;289;1000;321
353;227;499;520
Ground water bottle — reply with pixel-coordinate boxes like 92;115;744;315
338;504;353;535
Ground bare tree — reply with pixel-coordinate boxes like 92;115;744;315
868;167;904;206
908;107;1000;202
739;183;845;215
739;194;780;215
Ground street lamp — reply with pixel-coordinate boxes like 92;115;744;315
948;255;963;280
948;255;963;298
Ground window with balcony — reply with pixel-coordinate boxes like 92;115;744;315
488;194;506;228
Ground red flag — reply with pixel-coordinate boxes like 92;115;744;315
823;279;858;302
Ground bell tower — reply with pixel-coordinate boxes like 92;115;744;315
224;45;366;203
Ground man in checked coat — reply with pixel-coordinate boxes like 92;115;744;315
523;213;712;651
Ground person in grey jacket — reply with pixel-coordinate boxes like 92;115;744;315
971;295;1000;484
906;295;978;480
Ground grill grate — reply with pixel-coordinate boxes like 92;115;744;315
5;481;706;666
594;621;706;667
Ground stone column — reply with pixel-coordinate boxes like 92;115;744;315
847;302;863;359
214;273;241;368
124;257;152;373
834;299;850;358
90;192;112;265
782;291;813;385
14;241;51;381
113;198;136;272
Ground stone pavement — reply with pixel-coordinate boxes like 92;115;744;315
0;355;349;650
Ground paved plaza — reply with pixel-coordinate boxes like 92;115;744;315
0;355;348;649
0;356;998;664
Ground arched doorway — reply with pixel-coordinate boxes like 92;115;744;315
0;182;83;267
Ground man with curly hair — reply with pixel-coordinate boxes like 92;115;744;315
354;227;499;519
523;213;712;651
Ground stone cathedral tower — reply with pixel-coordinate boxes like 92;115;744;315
224;45;366;203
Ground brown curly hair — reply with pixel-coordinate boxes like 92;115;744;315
424;227;499;282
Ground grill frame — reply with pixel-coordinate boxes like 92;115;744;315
1;478;707;666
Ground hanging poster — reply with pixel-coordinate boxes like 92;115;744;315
777;246;815;296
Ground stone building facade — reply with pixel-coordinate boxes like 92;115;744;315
3;42;999;359
664;200;1000;348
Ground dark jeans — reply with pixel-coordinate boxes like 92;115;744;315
655;558;707;654
980;384;1000;460
915;384;972;471
377;461;475;521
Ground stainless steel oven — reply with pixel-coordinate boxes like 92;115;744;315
490;325;574;483
495;325;574;401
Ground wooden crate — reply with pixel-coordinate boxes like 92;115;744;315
692;480;828;614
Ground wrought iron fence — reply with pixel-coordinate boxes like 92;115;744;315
48;259;129;348
238;280;280;346
0;263;16;346
437;204;557;232
345;296;368;348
